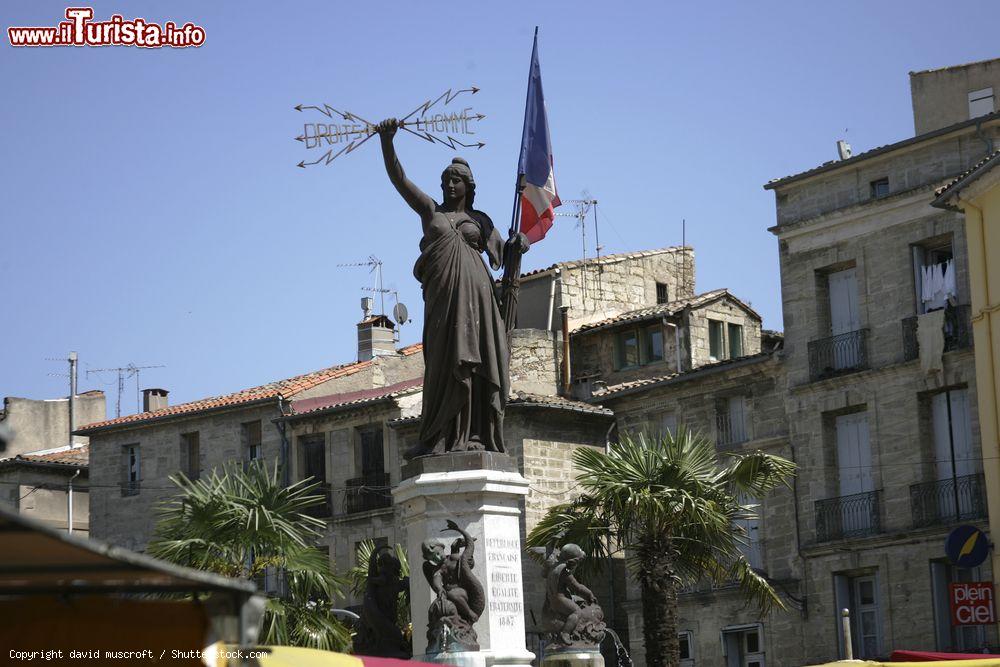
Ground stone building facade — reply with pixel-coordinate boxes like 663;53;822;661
759;59;1000;664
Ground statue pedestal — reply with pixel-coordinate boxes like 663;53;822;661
394;452;535;667
541;651;605;667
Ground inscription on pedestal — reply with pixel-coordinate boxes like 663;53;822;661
487;537;524;628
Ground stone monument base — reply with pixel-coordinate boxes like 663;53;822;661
541;650;606;667
394;452;535;667
416;649;536;667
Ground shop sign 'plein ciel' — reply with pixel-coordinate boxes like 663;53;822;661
293;86;485;168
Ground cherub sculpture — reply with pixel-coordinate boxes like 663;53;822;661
422;520;486;653
354;545;410;658
530;543;607;651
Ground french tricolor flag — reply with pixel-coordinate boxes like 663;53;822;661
517;29;560;244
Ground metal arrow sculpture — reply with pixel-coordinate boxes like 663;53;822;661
294;86;485;168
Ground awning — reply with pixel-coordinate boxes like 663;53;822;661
0;504;257;596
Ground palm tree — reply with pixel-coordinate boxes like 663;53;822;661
148;461;350;651
527;428;795;667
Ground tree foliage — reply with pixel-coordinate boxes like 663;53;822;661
527;428;795;667
148;461;350;651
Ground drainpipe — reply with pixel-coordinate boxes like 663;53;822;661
276;399;291;487
560;306;571;395
67;468;81;535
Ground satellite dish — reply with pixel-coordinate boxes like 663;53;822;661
393;302;409;325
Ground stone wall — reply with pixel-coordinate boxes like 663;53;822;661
88;402;283;551
517;247;697;333
911;58;1000;135
570;295;763;394
771;121;1000;229
764;118;995;663
509;328;561;396
1;391;105;455
0;466;89;534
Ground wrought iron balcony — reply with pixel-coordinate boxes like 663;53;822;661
815;490;881;542
343;472;392;515
910;473;986;528
303;482;332;519
808;329;869;381
716;411;751;449
120;480;140;497
902;304;973;362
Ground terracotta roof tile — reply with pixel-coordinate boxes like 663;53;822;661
592;350;775;399
933;149;1000;201
0;445;89;470
288;377;424;417
571;289;755;335
509;392;613;416
77;344;422;432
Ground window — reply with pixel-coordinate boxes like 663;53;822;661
708;319;724;361
651;410;677;438
728;323;744;358
355;425;385;478
614;325;664;370
615;329;640;369
122;444;140;496
717;395;750;447
870;177;889;199
656;282;669;305
642;324;664;364
912;238;955;314
678;630;694;666
930;388;978;520
735;495;763;570
969;87;995;118
300;434;327;483
243;421;262;466
722;625;765;667
180;432;199;480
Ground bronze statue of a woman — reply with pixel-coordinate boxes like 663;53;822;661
377;118;527;459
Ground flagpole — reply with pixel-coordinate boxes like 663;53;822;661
499;27;539;334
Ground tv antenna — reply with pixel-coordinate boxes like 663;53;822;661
338;255;392;316
86;363;165;417
556;195;600;260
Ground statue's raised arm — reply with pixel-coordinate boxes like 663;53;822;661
377;118;435;223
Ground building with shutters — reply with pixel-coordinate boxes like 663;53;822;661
758;57;1000;664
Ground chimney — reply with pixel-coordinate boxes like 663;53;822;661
142;388;169;412
357;299;397;361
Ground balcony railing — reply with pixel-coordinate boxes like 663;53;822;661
902;304;973;362
716;411;751;448
815;490;881;542
808;329;869;381
343;472;392;515
910;473;986;528
303;482;332;519
120;480;140;497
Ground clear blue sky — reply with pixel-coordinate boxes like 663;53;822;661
2;1;997;418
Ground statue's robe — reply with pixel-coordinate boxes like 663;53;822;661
414;209;508;455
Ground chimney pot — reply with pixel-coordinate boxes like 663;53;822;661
143;388;169;413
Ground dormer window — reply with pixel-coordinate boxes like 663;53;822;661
614;324;664;370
